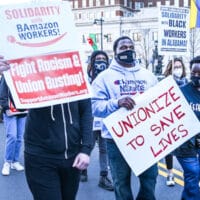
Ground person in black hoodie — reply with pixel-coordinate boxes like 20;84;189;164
24;99;93;199
0;55;93;199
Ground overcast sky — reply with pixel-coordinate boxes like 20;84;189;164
0;0;30;5
0;0;60;5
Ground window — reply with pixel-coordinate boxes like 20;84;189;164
69;1;73;9
96;33;101;43
105;0;109;6
129;1;132;9
174;0;179;7
148;1;153;7
104;34;112;42
133;33;141;42
124;0;128;7
165;0;170;6
184;0;189;7
82;0;86;8
96;0;101;7
82;35;86;43
135;2;144;10
152;31;158;41
110;0;115;5
74;0;78;9
89;0;93;7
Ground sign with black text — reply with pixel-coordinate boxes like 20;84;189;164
158;6;190;55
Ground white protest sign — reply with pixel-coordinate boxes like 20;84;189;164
0;1;91;108
0;1;77;59
103;76;200;176
158;6;190;56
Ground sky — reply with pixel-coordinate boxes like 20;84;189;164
0;0;61;5
0;0;31;5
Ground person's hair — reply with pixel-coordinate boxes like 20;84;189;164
87;50;109;82
113;36;133;55
163;57;187;78
190;56;200;69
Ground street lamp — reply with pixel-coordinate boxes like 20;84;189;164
94;18;104;50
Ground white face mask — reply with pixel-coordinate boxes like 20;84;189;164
173;68;183;78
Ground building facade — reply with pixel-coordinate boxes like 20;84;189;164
66;0;197;72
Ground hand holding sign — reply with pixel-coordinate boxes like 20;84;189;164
118;96;136;110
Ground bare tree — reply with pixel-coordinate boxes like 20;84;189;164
190;28;200;59
136;29;153;69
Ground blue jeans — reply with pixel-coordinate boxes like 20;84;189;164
93;130;108;176
177;156;200;200
3;114;26;162
106;139;158;200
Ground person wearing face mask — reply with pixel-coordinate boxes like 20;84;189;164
163;58;188;187
80;50;114;191
164;58;188;87
91;36;158;200
174;56;200;200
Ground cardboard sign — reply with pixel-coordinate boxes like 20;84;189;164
158;6;190;56
103;76;200;176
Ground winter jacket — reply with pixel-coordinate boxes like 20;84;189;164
24;99;93;160
0;75;27;116
174;82;200;157
91;58;158;139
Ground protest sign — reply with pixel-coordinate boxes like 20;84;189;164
103;76;200;176
0;1;77;59
5;51;90;108
158;6;190;56
0;1;91;108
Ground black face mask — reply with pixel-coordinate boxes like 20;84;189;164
91;60;108;80
191;76;200;87
116;50;136;64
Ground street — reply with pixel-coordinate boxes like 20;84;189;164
0;122;184;200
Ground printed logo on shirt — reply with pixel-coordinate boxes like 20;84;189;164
190;103;200;112
114;79;146;95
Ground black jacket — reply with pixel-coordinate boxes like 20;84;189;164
24;99;93;160
0;75;27;116
174;83;200;157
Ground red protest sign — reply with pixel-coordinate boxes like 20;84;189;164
6;51;90;108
